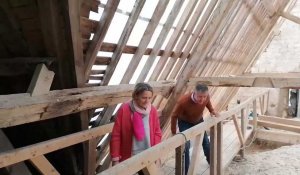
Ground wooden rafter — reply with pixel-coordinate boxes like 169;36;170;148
149;0;198;81
136;0;185;82
158;0;208;80
101;0;146;85
84;0;120;80
120;0;171;83
161;0;240;127
168;0;219;80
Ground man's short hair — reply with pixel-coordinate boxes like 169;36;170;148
195;84;208;93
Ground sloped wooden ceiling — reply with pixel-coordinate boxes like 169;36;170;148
0;0;297;174
75;0;296;172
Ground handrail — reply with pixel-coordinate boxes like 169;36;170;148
0;123;113;168
99;90;269;175
0;90;269;173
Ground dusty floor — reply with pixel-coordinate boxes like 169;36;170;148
225;144;300;175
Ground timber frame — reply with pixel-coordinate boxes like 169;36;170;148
0;0;300;174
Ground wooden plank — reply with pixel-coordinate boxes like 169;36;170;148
0;123;113;168
281;12;300;25
258;115;300;127
256;120;300;133
232;115;244;147
120;0;171;83
210;125;217;175
256;129;300;144
217;122;223;175
253;99;257;131
0;130;31;175
27;64;55;96
149;0;198;81
101;0;146;85
297;90;300;118
188;76;300;88
94;56;111;65
83;41;186;57
240;108;245;158
187;133;204;175
136;0;185;82
0;81;174;128
84;0;119;80
175;145;185;175
30;156;60;175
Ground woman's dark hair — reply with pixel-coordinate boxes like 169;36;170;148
132;83;153;99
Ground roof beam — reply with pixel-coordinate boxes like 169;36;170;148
84;0;119;80
188;76;300;88
0;81;174;128
281;12;300;25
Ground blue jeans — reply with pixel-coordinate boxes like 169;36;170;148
178;120;210;175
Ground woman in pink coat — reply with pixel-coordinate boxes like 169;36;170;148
110;83;162;169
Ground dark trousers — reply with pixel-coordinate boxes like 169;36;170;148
178;120;210;175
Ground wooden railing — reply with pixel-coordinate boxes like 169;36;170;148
0;90;269;175
99;90;269;175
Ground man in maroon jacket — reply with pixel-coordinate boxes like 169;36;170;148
171;84;219;175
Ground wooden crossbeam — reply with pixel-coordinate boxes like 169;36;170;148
281;12;300;25
30;156;60;175
84;0;119;80
258;115;300;127
256;129;300;144
0;81;174;128
27;64;55;96
188;76;300;88
256;120;300;133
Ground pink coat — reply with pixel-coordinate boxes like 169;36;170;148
110;102;162;162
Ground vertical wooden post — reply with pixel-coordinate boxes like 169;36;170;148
266;91;270;115
253;99;257;131
297;90;300;118
176;145;185;175
217;122;223;175
187;133;204;175
240;108;245;158
210;125;217;175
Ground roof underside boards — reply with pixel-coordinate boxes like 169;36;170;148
0;0;298;174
